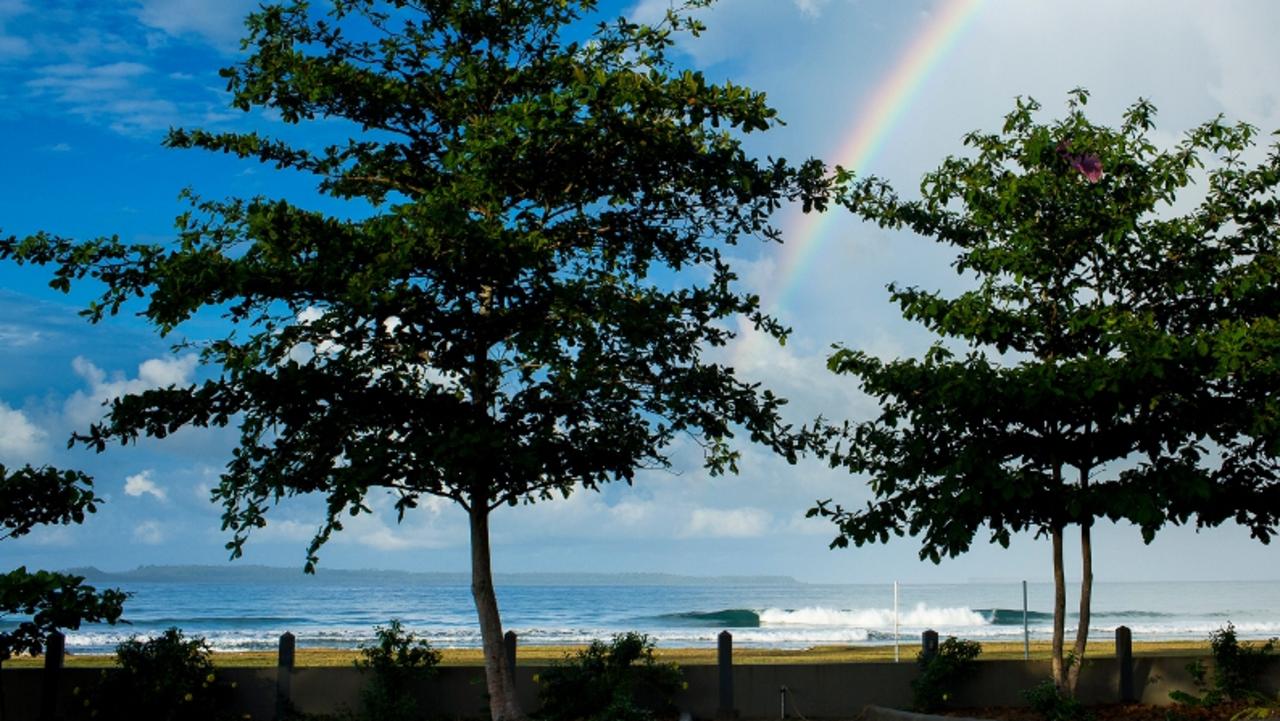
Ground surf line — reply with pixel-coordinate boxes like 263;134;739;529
729;0;988;373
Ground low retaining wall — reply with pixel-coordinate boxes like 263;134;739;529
4;654;1277;721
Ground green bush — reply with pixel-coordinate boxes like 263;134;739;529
911;636;981;712
1023;679;1092;721
353;619;440;721
1171;623;1277;706
80;627;234;721
535;632;684;721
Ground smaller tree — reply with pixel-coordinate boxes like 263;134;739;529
0;464;127;696
812;91;1278;694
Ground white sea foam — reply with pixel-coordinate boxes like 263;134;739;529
758;604;989;629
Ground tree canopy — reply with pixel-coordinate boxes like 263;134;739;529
813;90;1280;693
1;1;826;718
0;465;127;669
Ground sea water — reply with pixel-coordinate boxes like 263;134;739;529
35;578;1280;653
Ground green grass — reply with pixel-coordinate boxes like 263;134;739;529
5;639;1212;669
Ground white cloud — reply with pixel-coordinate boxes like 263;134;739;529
124;470;167;501
0;33;28;58
133;520;165;544
134;0;257;49
682;507;772;539
65;354;198;427
791;0;828;17
0;0;28;58
333;493;457;551
0;402;47;464
0;322;44;347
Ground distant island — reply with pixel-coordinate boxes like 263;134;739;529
66;564;802;587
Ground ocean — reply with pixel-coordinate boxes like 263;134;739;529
34;575;1280;654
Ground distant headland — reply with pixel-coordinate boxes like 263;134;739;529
65;565;802;587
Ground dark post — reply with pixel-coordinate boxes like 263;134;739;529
38;631;65;721
921;630;939;664
1116;625;1135;703
717;630;737;719
504;630;518;678
276;631;296;720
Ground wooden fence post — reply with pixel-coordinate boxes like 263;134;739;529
504;631;517;679
921;629;939;664
38;631;64;721
1116;626;1135;703
717;630;736;719
276;631;295;720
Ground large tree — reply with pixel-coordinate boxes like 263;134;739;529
811;91;1279;694
1;1;825;718
0;464;127;719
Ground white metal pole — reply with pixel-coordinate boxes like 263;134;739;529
894;580;900;663
1023;580;1030;660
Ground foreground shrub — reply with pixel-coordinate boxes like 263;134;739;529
911;636;981;712
1172;623;1277;706
536;632;684;721
353;620;441;721
80;627;234;721
1023;679;1092;721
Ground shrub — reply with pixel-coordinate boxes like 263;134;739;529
911;636;981;712
81;627;234;721
1023;679;1092;721
353;619;440;721
1171;623;1277;706
536;632;684;721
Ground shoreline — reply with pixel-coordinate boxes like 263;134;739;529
5;639;1213;668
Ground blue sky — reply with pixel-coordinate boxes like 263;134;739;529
3;0;1280;584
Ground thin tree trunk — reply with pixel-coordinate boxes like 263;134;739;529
469;506;526;721
1066;518;1093;694
1050;523;1067;692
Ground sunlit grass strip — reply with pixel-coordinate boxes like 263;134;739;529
6;640;1211;669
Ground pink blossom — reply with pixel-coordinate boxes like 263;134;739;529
1056;139;1103;183
1069;153;1104;183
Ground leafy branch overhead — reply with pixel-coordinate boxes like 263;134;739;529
0;465;127;663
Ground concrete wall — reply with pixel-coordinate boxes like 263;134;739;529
3;656;1277;721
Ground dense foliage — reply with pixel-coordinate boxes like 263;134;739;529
354;620;441;721
0;1;826;718
911;636;981;713
0;465;126;674
1172;623;1278;706
814;90;1280;693
535;632;684;721
79;627;235;721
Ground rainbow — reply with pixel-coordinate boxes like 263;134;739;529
770;0;987;314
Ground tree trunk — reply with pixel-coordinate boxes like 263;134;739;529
469;506;526;721
1050;523;1067;692
1066;518;1094;694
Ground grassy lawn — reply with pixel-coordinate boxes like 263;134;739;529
5;639;1211;669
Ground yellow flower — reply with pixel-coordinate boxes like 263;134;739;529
532;674;540;684
207;673;216;683
681;681;689;690
184;693;193;702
